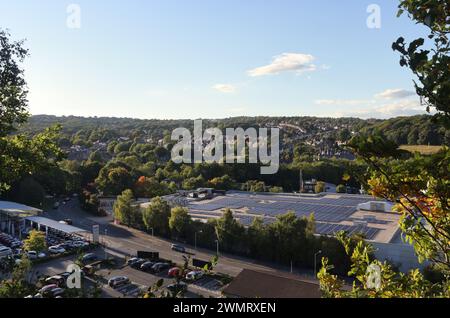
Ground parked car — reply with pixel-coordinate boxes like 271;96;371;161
39;284;58;297
126;257;140;266
130;258;146;269
171;244;186;253
152;262;170;273
0;246;12;259
168;267;181;278
108;276;130;288
26;251;38;259
71;240;89;248
49;246;66;254
140;261;155;272
186;270;204;281
167;282;188;293
45;275;66;287
63;219;73;225
81;253;97;264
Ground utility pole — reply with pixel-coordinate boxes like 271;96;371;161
104;228;108;260
299;169;304;192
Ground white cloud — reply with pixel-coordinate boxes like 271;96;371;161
333;99;426;118
213;84;236;93
375;88;415;99
247;53;316;77
315;99;376;106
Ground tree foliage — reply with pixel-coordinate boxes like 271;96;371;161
23;230;46;252
392;0;450;127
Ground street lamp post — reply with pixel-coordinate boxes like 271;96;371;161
215;240;219;256
314;250;322;276
104;228;108;260
150;228;154;237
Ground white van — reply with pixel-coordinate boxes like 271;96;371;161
0;246;13;259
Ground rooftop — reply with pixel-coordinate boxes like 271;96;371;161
25;216;88;234
223;269;322;298
161;191;400;243
0;201;42;217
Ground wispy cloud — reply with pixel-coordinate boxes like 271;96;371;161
333;99;426;118
212;84;236;93
375;88;415;99
247;53;316;77
315;99;376;106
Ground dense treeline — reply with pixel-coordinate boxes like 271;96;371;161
19;114;447;146
361;116;449;145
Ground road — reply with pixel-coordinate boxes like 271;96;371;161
43;199;318;281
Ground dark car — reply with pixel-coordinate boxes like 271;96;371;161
45;275;66;287
171;244;186;253
152;262;170;273
63;219;73;225
140;261;155;272
81;253;98;264
108;276;130;288
130;258;146;269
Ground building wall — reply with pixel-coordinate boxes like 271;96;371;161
372;241;427;272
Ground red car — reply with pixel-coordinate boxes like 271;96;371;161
168;267;181;278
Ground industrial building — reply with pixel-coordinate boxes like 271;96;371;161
159;190;422;272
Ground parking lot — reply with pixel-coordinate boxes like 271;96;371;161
27;245;229;298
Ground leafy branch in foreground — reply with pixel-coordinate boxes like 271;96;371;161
393;0;449;127
318;232;450;298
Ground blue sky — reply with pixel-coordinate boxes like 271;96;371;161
0;0;430;119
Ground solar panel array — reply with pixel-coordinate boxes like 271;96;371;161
190;197;357;222
315;223;380;240
187;194;383;240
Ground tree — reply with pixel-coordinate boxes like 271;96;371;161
0;29;29;136
182;175;205;190
0;30;65;195
0;125;64;193
88;150;103;163
392;0;449;127
314;181;325;194
318;232;449;298
113;189;140;227
348;134;449;269
0;256;35;298
142;197;171;237
96;166;134;195
23;230;46;252
208;175;236;190
134;176;169;198
338;128;352;143
169;206;191;239
336;184;346;193
8;177;45;207
319;1;450;297
269;186;283;193
215;209;246;254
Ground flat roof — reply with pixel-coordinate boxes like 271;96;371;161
25;216;88;234
223;269;322;298
0;201;42;216
161;191;400;243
